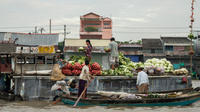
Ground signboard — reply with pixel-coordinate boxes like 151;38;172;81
30;47;38;54
16;47;30;53
38;46;55;53
16;46;55;54
22;47;30;53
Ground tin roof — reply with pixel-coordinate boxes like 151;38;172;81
82;12;100;17
142;38;163;49
64;39;110;47
161;37;191;46
119;44;142;48
0;32;59;46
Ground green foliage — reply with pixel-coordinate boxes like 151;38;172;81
85;27;98;32
188;33;194;40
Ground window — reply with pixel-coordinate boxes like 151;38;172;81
84;18;100;21
151;49;155;53
104;27;111;29
0;55;11;64
36;56;45;64
26;57;35;64
46;56;54;64
104;22;110;25
165;46;173;51
17;57;25;64
85;23;100;25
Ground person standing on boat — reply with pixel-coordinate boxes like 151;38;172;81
106;37;119;69
85;40;93;62
78;59;93;98
136;67;149;94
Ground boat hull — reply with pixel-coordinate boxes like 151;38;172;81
61;92;200;106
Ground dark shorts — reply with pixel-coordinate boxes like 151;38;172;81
78;79;87;97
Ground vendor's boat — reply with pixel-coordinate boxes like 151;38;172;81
61;91;200;107
0;91;15;101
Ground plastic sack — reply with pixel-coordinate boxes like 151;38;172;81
50;64;66;81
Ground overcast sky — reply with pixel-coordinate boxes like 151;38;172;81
0;0;200;41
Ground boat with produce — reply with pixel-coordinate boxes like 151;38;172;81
61;90;200;106
56;52;195;106
62;52;188;77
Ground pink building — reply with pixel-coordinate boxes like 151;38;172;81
80;12;112;39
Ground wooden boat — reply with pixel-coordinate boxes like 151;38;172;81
0;91;15;101
61;91;200;106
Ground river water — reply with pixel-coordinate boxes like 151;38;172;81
0;80;200;112
0;100;200;112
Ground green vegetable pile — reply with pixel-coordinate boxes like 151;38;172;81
102;53;144;77
67;53;184;76
68;55;86;64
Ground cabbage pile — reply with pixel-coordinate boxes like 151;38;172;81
65;54;186;76
102;53;143;77
173;68;188;75
144;58;174;74
78;47;85;52
102;54;175;76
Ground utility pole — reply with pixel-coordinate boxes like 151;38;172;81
189;0;195;77
49;19;52;34
35;26;37;33
64;25;66;39
63;25;67;53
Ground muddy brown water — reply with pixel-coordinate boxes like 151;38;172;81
0;80;200;112
0;100;200;112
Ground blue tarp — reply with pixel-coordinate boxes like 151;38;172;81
125;55;139;62
173;64;180;69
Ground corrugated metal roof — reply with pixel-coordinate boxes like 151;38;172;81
142;38;163;49
161;37;191;45
119;44;142;47
64;39;110;47
0;32;59;46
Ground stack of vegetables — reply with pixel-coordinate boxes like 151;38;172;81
62;62;82;76
62;56;102;76
90;62;102;76
62;53;187;76
62;63;73;76
102;53;144;77
173;68;188;75
102;53;175;76
144;58;174;75
78;47;85;52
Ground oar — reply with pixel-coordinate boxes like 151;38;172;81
73;79;93;107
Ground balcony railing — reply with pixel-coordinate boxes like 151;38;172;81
80;32;102;35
